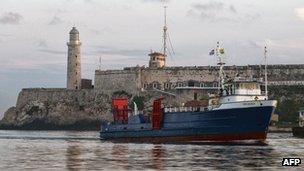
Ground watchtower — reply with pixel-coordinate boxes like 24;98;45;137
149;52;166;68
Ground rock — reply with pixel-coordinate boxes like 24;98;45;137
0;107;17;126
0;88;113;130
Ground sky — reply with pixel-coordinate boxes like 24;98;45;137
0;0;304;117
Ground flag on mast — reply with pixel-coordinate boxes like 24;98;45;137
209;49;215;56
219;48;225;55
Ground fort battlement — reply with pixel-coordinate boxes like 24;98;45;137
94;64;304;94
21;88;67;92
124;64;304;70
95;69;139;75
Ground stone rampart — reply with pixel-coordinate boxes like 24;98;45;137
94;69;141;94
96;64;304;92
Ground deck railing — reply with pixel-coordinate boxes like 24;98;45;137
164;106;208;113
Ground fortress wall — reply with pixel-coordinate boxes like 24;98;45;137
225;65;304;81
16;88;94;108
142;68;216;82
140;65;304;90
93;64;304;92
141;68;217;89
94;70;141;94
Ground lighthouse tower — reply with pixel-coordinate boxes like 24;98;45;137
67;27;82;90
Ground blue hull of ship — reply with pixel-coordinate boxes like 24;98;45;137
100;106;275;142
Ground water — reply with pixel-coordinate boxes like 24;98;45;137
0;131;303;170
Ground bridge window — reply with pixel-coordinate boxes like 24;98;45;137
236;83;240;89
164;83;170;89
239;83;259;90
188;81;195;87
153;83;158;89
171;84;175;89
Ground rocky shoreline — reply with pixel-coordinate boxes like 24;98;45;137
268;126;292;133
1;85;303;131
0;88;180;130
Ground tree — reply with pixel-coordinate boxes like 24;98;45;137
130;96;145;110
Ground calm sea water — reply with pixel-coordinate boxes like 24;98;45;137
0;131;303;170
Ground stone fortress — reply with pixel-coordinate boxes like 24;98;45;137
63;26;304;102
22;27;304;98
63;23;304;98
1;26;304;130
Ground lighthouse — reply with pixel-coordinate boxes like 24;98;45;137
67;27;81;90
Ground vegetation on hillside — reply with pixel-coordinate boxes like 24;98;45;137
130;96;145;110
269;85;304;126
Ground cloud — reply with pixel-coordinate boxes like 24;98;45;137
48;16;63;25
229;5;237;14
38;49;66;55
247;38;304;50
36;39;48;48
141;0;169;3
91;46;147;57
83;0;98;3
191;2;224;11
0;33;12;37
0;12;22;25
188;2;235;22
38;48;93;56
295;8;304;21
187;2;258;23
247;40;262;48
90;29;101;35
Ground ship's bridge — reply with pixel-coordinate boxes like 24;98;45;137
233;81;262;95
219;78;267;104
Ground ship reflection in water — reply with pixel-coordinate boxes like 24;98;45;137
0;131;303;170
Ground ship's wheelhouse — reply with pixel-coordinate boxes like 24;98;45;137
233;82;261;95
219;80;267;104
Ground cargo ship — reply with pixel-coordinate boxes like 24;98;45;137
100;43;277;143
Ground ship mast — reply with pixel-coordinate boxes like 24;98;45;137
216;42;225;91
264;46;268;98
98;56;102;70
163;6;167;56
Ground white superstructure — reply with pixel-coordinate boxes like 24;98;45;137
209;43;277;111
